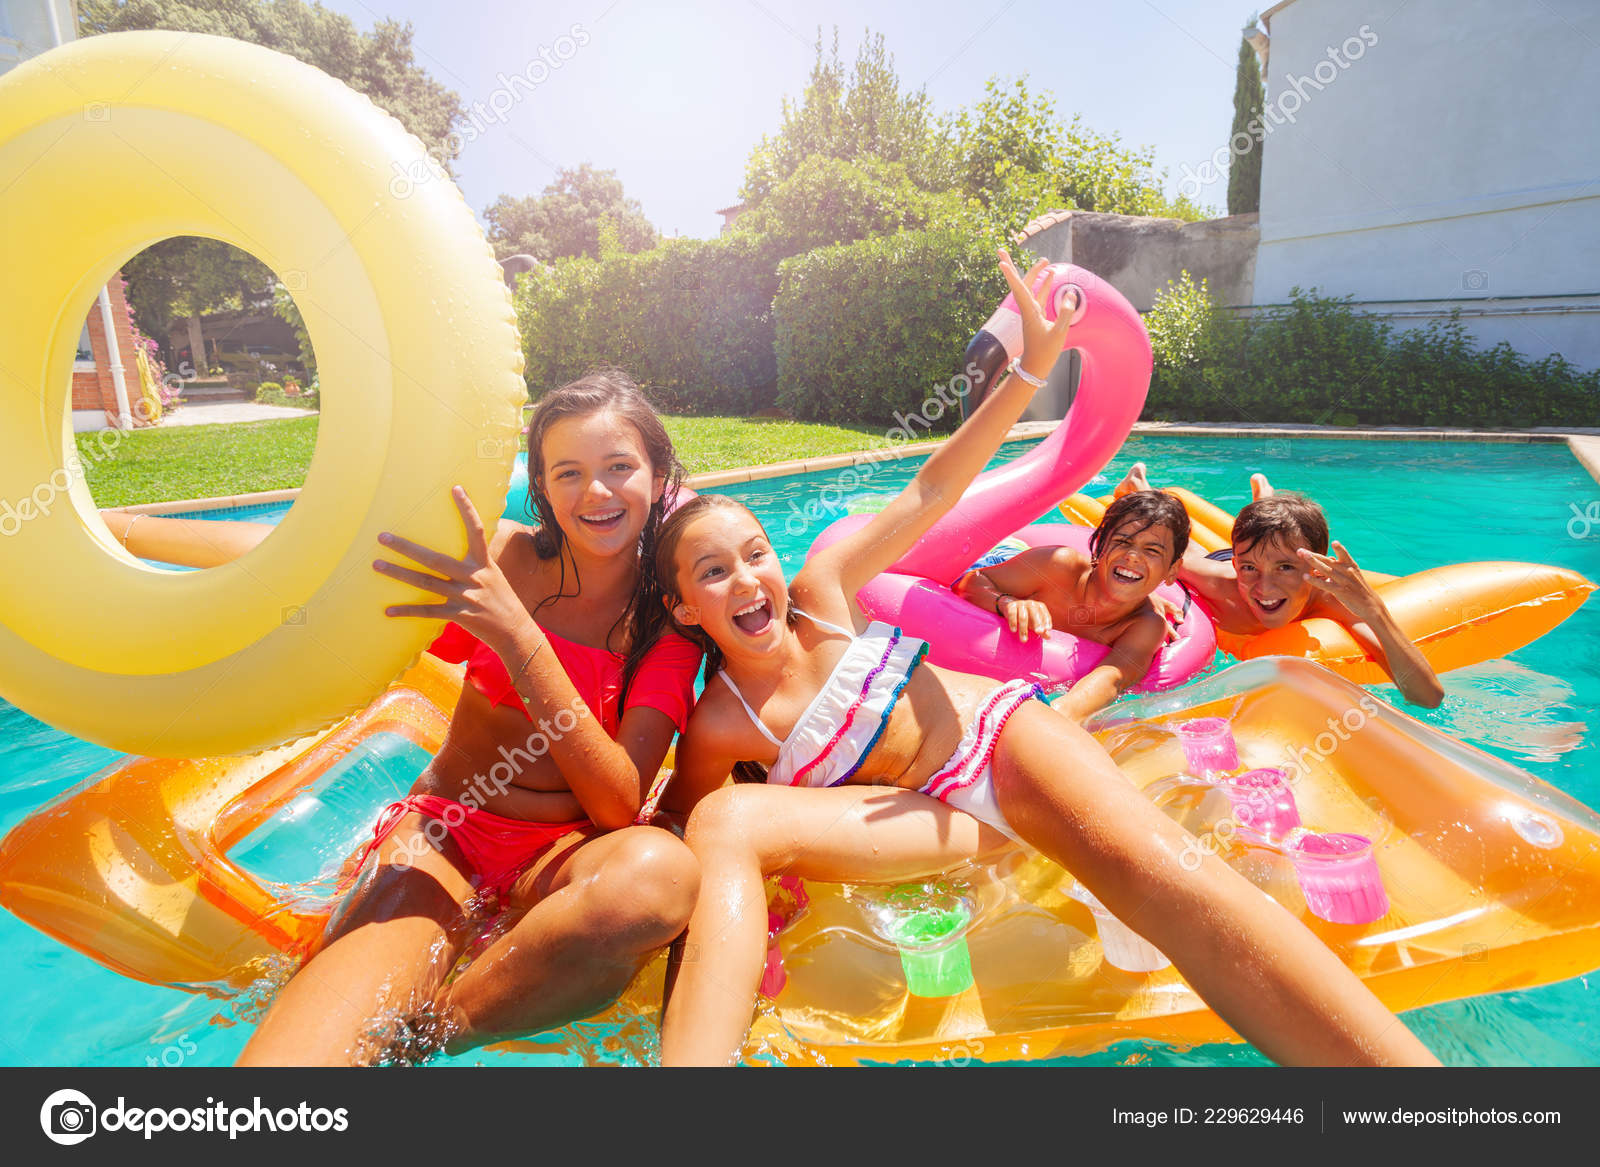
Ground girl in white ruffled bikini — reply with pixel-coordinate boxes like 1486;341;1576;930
650;250;1438;1068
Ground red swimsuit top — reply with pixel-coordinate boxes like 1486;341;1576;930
427;620;701;737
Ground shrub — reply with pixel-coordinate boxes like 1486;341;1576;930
516;233;778;413
773;228;1009;425
1144;274;1600;427
254;381;319;410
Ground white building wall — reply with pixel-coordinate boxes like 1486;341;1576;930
0;0;75;73
1253;0;1600;371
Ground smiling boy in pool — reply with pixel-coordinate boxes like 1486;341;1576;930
1115;463;1444;707
953;490;1192;720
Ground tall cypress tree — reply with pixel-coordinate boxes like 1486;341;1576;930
1227;33;1265;215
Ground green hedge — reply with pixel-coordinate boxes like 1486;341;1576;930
1145;273;1600;427
773;228;1008;425
515;233;779;413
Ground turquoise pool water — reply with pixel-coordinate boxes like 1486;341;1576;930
2;435;1597;1066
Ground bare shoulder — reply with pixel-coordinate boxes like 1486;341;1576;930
788;572;857;631
1122;603;1169;642
1045;543;1090;566
683;675;767;758
1181;555;1236;597
490;517;536;561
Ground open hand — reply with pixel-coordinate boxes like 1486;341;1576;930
373;486;531;650
998;248;1077;383
1000;595;1054;643
1298;541;1377;617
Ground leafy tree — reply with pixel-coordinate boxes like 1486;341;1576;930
77;0;465;166
1227;30;1265;215
954;78;1202;224
484;164;657;263
120;237;276;374
732;154;970;260
740;28;953;206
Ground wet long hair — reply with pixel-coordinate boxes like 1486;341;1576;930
524;369;686;699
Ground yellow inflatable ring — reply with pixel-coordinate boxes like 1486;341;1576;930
0;32;524;756
1060;489;1595;682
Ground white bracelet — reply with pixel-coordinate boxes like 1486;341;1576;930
1007;357;1048;389
121;512;146;549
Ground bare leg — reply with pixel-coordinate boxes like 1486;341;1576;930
436;825;699;1052
660;784;1012;1067
1112;461;1152;498
237;813;480;1066
1251;472;1274;501
990;701;1437;1066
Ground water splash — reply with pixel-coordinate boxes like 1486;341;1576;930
1403;660;1585;764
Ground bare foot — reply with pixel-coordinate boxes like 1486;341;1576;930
1114;461;1152;499
1250;472;1274;501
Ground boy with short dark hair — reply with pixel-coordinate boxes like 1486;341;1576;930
956;490;1192;720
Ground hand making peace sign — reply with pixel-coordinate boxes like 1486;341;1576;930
996;247;1080;383
372;486;536;653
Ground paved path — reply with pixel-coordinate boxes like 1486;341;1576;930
159;402;316;427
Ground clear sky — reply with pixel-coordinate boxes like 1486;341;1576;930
320;0;1261;237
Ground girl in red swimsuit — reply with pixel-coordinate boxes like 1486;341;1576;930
236;371;703;1065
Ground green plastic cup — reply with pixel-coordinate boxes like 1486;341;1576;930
881;885;974;998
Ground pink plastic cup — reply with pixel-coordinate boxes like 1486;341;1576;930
1175;717;1239;776
1287;832;1390;925
1222;767;1301;842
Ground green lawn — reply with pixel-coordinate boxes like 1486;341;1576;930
79;416;321;508
80;413;915;508
662;415;891;475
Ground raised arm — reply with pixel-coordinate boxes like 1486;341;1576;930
1300;542;1445;708
805;251;1075;601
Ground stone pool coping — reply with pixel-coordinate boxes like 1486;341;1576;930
107;422;1600;515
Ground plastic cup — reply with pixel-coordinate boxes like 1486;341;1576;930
1287;832;1390;925
1066;884;1171;973
880;888;974;998
1175;717;1239;776
1222;767;1302;842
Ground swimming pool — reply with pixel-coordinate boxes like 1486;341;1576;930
2;434;1596;1066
